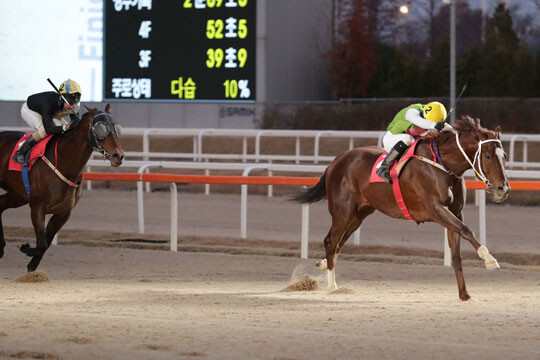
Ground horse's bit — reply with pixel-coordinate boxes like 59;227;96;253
454;132;503;187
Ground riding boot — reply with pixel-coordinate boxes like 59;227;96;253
12;136;38;166
376;141;408;183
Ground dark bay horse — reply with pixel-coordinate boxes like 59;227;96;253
0;105;124;272
292;117;510;301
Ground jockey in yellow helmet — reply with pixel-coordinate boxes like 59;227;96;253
13;79;82;165
376;101;450;182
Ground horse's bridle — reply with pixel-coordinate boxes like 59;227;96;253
454;132;503;187
74;112;121;156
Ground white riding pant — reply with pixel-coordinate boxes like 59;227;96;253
21;102;67;140
382;131;414;152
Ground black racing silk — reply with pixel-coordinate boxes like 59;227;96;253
26;91;78;135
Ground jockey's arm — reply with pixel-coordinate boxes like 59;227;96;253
41;103;66;135
405;108;437;130
69;113;79;123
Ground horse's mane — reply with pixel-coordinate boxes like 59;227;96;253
432;115;497;143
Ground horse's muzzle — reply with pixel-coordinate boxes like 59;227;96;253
109;152;124;167
491;183;510;203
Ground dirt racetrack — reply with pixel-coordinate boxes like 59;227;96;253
0;243;539;359
1;189;539;359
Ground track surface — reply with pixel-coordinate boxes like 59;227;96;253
1;244;539;359
3;190;540;254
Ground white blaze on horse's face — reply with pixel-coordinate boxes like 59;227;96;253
495;147;506;168
490;145;510;202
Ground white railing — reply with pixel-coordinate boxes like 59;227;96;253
2;126;539;168
85;159;540;265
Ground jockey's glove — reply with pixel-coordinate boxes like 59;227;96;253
435;121;445;132
62;124;70;133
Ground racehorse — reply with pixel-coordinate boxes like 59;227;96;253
0;105;124;272
292;116;510;301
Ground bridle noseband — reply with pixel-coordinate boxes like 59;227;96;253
454;132;503;187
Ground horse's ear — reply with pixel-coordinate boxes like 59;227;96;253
475;118;481;127
84;105;97;116
105;104;112;114
495;125;502;138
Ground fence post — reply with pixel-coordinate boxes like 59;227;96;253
444;229;451;267
170;182;178;252
138;179;145;234
353;227;360;245
295;137;300;164
137;162;161;234
242;136;247;163
478;189;486;246
301;202;309;259
240;165;269;238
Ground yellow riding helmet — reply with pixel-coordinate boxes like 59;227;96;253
422;101;447;123
59;79;82;95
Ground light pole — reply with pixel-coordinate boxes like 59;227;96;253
443;0;456;124
397;3;410;48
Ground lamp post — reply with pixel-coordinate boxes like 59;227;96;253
397;3;410;48
443;0;456;124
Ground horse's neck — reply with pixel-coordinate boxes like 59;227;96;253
55;120;93;181
434;133;476;176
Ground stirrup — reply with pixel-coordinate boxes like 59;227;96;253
12;152;28;166
376;168;390;183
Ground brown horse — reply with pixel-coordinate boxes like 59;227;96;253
292;117;510;301
0;105;124;272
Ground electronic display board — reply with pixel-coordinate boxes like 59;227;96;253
104;0;256;102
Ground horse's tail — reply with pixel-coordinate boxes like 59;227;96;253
289;171;327;204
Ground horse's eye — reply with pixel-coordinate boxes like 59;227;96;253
485;153;492;160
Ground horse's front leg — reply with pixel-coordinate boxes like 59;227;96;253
26;210;72;272
430;204;499;270
19;205;47;259
447;213;470;301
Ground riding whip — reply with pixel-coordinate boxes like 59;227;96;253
445;75;473;122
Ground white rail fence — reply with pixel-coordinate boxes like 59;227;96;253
86;159;540;266
2;126;539;263
3;127;540;168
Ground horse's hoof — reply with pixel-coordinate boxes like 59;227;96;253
315;259;328;270
485;260;500;270
19;243;30;254
0;248;4;259
460;293;471;301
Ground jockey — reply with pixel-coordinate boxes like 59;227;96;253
376;101;449;182
12;79;82;166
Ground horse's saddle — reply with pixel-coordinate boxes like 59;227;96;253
9;133;54;172
370;140;421;183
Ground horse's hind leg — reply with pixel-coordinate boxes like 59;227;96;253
27;210;72;272
0;192;28;259
317;205;374;291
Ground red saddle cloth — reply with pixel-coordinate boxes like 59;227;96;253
9;133;54;172
370;140;420;183
370;140;422;222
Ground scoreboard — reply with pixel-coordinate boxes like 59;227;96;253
104;0;256;102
